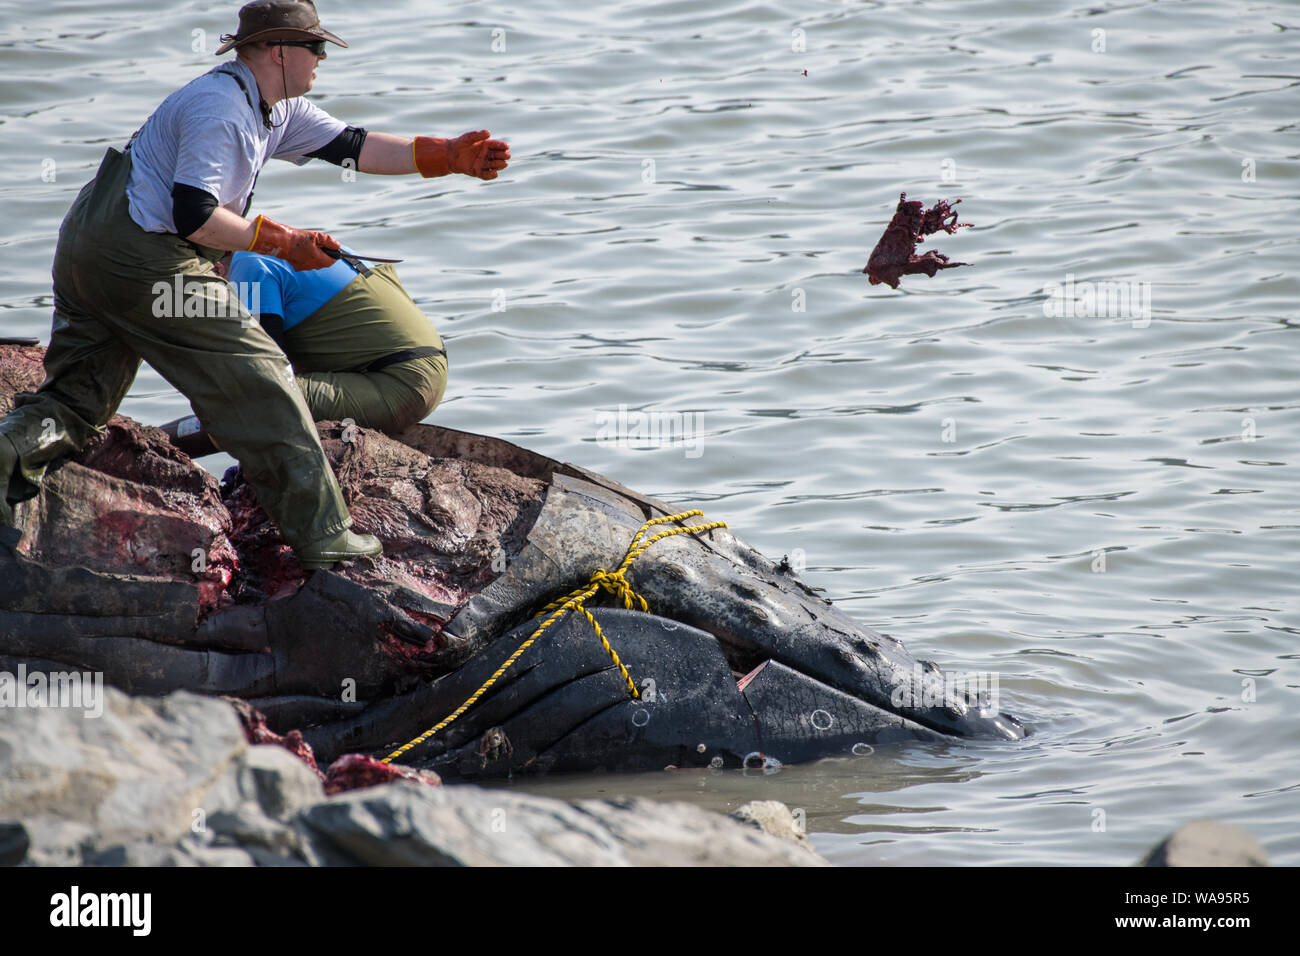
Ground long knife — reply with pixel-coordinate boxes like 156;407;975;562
322;247;403;277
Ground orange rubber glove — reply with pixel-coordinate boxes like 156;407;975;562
412;130;510;180
247;215;341;271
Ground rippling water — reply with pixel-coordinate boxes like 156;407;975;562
2;0;1297;865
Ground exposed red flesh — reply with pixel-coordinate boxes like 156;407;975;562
228;697;324;779
864;192;971;289
322;753;442;795
229;699;442;795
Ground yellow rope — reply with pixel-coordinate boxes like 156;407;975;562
381;510;727;764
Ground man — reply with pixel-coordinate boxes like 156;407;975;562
0;0;509;570
162;249;448;457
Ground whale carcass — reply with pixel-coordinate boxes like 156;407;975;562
0;344;1024;779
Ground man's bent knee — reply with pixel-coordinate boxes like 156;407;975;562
387;368;445;433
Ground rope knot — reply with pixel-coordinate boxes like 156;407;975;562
590;567;648;612
381;510;726;763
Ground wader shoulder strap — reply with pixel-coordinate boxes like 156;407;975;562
214;64;260;120
213;65;262;215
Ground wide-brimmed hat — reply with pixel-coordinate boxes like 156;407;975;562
215;0;347;56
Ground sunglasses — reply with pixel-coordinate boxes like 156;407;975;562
275;39;326;56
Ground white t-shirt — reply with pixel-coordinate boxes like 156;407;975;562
125;58;344;234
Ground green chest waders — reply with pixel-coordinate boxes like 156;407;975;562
0;146;353;549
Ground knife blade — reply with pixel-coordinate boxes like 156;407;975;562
322;248;403;264
321;246;403;279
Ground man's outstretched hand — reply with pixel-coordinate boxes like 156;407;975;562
413;131;511;180
449;130;510;179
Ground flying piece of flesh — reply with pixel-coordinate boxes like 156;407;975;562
864;192;971;289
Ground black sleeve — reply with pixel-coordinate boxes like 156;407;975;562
171;182;219;238
305;126;368;167
258;313;289;352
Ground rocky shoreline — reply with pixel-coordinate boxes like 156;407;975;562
0;683;1272;867
0;685;824;867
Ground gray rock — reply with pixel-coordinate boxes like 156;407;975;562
577;797;826;866
87;842;194;867
11;817;99;867
87;838;259;867
298;782;629;866
0;684;325;865
233;745;326;820
192;743;326;864
1140;820;1270;867
730;800;814;851
0;821;28;865
298;784;825;866
205;807;304;861
3;685;827;867
0;686;248;849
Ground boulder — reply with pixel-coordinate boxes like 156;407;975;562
0;684;826;867
1140;820;1270;867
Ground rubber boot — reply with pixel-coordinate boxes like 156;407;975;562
161;416;376;568
159;415;220;458
295;528;383;571
159;416;380;569
0;408;94;527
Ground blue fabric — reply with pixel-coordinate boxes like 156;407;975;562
228;250;357;331
125;59;344;234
